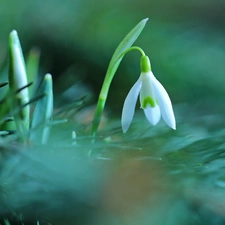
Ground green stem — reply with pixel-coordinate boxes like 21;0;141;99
91;46;145;136
118;46;145;59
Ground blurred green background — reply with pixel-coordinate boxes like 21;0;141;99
1;0;225;114
1;1;225;224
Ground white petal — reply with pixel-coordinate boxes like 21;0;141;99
151;76;176;129
143;105;161;126
121;78;142;133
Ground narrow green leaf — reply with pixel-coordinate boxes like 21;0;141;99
101;18;148;99
8;30;30;138
30;74;53;144
26;47;41;98
111;18;149;69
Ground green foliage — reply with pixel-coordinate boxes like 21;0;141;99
0;19;150;143
91;18;148;136
30;74;53;144
8;30;30;139
0;31;54;144
0;14;224;225
26;47;41;98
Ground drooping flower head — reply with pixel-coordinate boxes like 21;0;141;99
121;55;176;133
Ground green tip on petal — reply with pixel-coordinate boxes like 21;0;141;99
140;55;151;73
142;96;155;108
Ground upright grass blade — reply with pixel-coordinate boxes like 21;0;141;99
26;47;41;98
91;18;149;136
8;30;30;139
30;74;53;144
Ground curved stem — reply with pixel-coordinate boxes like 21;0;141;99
118;46;145;59
91;46;145;136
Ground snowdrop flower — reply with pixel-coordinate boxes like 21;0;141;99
121;55;176;133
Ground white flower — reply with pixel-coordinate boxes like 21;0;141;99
121;55;176;133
